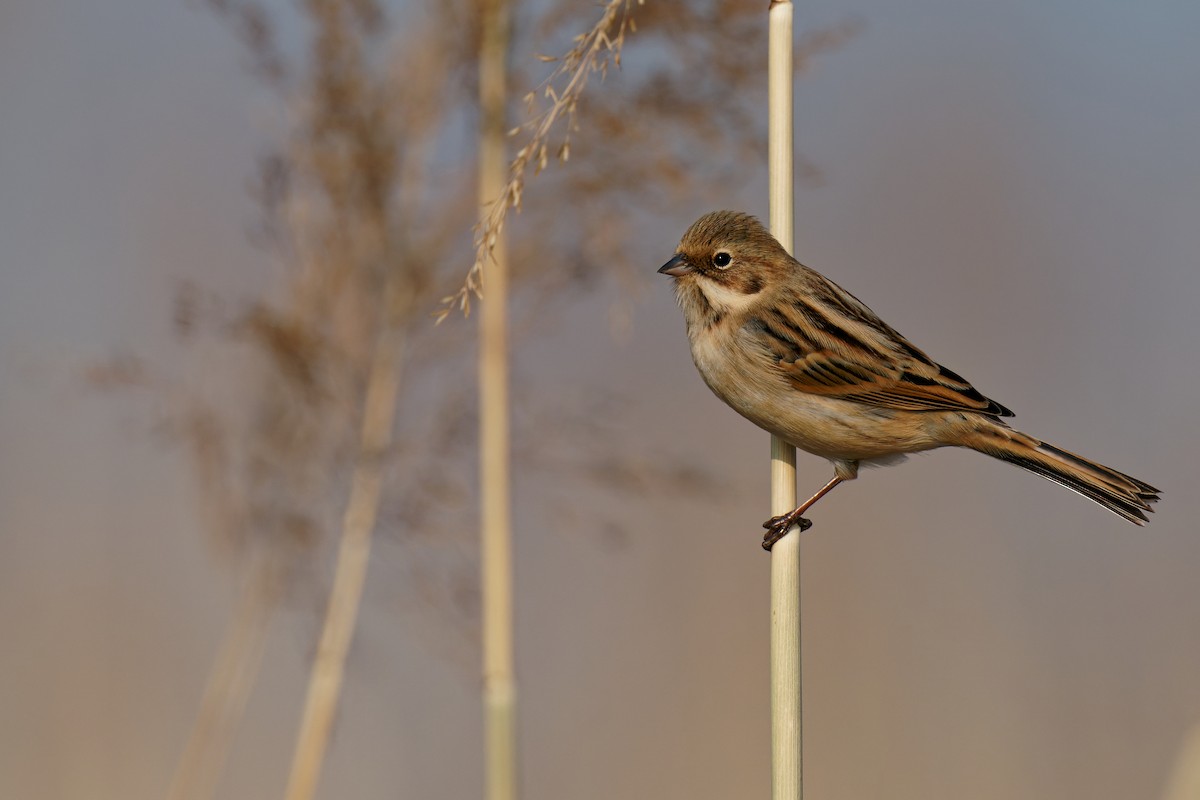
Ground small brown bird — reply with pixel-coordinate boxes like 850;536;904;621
659;210;1160;550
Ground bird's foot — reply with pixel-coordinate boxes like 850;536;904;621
761;514;812;551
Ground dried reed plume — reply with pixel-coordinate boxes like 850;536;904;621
439;0;642;321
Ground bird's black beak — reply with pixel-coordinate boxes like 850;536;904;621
658;254;693;277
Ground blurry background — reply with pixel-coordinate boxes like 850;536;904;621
2;1;1199;799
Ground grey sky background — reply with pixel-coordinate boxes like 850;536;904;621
2;1;1199;799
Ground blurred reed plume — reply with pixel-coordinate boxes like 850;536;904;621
85;1;855;797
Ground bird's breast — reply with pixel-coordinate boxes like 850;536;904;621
687;320;943;461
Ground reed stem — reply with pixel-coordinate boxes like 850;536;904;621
478;0;518;798
767;2;802;799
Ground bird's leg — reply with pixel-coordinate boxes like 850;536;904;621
761;476;844;551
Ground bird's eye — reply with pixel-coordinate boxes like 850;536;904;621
713;251;732;268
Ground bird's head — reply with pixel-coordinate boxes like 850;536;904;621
659;210;793;322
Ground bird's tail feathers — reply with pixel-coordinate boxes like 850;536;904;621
962;422;1160;524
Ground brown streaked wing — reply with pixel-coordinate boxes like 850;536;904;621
777;348;1014;416
743;273;1014;417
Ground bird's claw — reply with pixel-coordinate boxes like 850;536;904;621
761;515;812;551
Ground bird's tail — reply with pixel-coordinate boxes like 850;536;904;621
961;421;1160;524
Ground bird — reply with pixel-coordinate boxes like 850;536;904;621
658;210;1160;550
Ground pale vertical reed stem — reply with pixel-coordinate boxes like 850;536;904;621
283;308;406;800
768;2;802;800
167;555;280;800
1162;723;1200;800
477;1;518;799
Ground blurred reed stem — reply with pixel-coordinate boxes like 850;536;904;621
167;554;281;800
477;0;518;798
1162;722;1200;800
283;288;408;800
767;2;802;799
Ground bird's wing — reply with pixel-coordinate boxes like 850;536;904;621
745;280;1013;417
779;350;1012;415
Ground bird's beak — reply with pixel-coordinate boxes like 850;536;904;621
658;254;693;277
